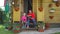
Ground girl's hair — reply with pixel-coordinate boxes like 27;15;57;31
22;12;26;16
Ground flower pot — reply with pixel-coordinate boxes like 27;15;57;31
38;29;44;32
8;26;13;30
14;30;20;33
15;7;19;11
49;4;52;7
45;23;50;30
50;9;55;13
53;0;58;3
56;2;60;7
49;16;54;19
16;26;20;28
38;7;43;12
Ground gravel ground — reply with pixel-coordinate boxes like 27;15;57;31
18;28;60;34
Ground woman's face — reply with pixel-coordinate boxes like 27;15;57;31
29;10;32;13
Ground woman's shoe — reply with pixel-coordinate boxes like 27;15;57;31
27;26;29;29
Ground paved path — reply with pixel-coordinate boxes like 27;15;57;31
18;28;60;34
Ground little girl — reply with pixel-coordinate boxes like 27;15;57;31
21;13;27;28
21;13;27;23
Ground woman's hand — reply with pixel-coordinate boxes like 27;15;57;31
31;18;34;19
27;15;31;17
27;15;31;16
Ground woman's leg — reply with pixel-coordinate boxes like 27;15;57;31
26;19;30;28
32;19;36;26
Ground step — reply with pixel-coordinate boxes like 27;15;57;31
49;23;60;28
21;28;38;31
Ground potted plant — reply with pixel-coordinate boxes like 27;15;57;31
45;23;50;30
37;21;45;32
13;23;20;33
13;26;20;33
52;0;58;3
49;8;55;13
4;22;13;30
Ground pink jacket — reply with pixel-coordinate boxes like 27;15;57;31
21;16;27;22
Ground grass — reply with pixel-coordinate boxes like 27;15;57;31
54;32;60;34
0;25;14;34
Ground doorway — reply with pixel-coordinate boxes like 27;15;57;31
24;0;32;13
22;0;36;29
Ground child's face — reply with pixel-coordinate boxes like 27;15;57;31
23;13;26;16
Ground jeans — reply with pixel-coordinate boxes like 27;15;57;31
27;18;36;27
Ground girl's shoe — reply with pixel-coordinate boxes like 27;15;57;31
22;25;26;29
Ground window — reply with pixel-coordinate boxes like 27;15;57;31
0;0;5;11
